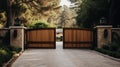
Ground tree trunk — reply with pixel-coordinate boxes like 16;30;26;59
6;0;13;27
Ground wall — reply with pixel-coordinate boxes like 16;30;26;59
112;28;120;37
112;28;120;42
0;28;10;44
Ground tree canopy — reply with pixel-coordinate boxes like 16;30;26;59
0;0;62;27
0;0;120;28
70;0;120;28
73;0;110;28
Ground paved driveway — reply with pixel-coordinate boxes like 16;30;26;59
12;42;120;67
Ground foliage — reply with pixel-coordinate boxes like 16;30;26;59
109;43;119;51
102;42;120;51
109;0;120;27
0;12;7;27
95;48;120;58
11;2;27;16
102;45;109;50
0;0;62;27
70;0;110;28
60;5;77;28
0;0;7;12
0;49;12;65
17;0;61;27
0;45;21;66
96;41;120;58
28;20;51;28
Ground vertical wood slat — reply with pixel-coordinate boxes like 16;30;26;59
63;28;93;49
26;29;55;48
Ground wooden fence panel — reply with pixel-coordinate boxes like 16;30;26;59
26;28;56;48
63;28;93;48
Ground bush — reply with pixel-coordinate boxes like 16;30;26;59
0;45;21;66
95;48;107;54
109;44;119;51
115;52;120;58
95;48;120;58
28;20;51;29
118;48;120;53
0;49;12;64
32;23;49;28
0;45;21;53
107;51;116;57
102;45;109;50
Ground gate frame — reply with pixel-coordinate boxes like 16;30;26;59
25;28;56;49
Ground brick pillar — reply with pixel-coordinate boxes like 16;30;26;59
10;26;26;51
96;25;112;48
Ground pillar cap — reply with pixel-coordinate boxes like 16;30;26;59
94;25;112;28
9;26;26;29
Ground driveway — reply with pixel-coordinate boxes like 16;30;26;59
12;42;120;67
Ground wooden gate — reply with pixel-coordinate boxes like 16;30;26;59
63;28;93;49
26;28;56;48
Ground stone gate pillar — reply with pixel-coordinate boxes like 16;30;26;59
10;26;26;51
96;25;112;48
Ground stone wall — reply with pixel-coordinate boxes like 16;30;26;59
0;28;10;44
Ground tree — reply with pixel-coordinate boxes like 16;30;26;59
60;5;77;28
0;0;62;27
69;0;110;28
16;0;62;27
109;0;120;27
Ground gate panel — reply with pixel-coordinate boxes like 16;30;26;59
26;28;56;49
63;28;93;49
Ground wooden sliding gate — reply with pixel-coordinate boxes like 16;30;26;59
26;28;56;48
63;28;93;49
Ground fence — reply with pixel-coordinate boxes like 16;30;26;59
63;28;93;48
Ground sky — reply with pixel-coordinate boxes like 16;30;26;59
60;0;72;7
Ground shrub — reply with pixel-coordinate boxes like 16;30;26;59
95;48;120;58
115;52;120;58
0;49;12;64
95;48;107;54
32;23;49;28
102;45;109;50
0;45;21;53
109;44;119;51
11;47;22;53
0;45;21;66
118;48;120;53
27;20;51;29
107;51;116;57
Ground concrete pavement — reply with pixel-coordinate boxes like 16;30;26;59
12;42;120;67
